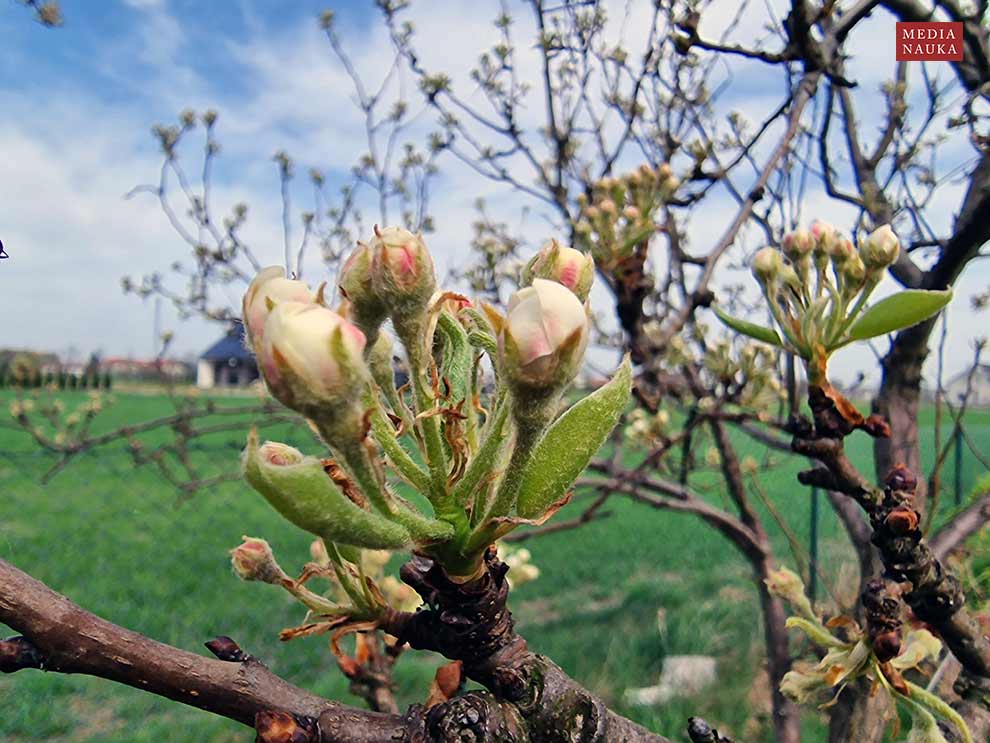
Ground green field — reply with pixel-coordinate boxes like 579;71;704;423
1;389;988;742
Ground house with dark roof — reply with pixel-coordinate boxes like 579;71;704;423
197;322;258;389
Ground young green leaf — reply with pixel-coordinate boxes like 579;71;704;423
844;289;952;342
242;431;412;550
515;356;632;520
712;305;783;347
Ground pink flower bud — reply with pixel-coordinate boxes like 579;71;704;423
369;226;436;312
623;205;641;221
751;247;783;283
860;225;900;269
257;301;368;414
242;267;316;348
598;199;617;217
828;236;856;264
782;229;813;258
500;279;589;390
522;240;595;302
809;220;837;255
230;536;287;584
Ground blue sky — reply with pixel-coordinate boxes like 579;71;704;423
1;0;986;385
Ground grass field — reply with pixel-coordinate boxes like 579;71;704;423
1;388;987;742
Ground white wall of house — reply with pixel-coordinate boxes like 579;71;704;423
944;367;990;407
196;359;215;389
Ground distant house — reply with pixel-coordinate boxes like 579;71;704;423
944;364;990;408
101;357;193;383
197;322;258;389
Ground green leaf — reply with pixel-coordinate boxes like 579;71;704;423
516;356;632;520
242;431;411;550
845;289;952;342
712;305;783;347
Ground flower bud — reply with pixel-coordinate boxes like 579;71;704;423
765;566;815;620
623;205;641;221
338;242;388;338
242;267;316;348
369;226;436;314
230;536;288;584
257;301;367;416
828;236;855;264
810;220;837;255
751;247;783;284
522;240;595;302
841;253;866;289
598;199;617;217
860;224;900;269
500;279;589;390
782;229;814;259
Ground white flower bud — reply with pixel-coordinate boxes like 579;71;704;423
751;247;783;284
500;279;589;390
257;302;368;415
242;267;316;348
860;224;900;269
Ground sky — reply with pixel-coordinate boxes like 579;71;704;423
1;0;987;386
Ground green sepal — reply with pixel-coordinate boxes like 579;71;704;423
712;305;783;347
515;356;632;520
843;289;952;342
242;430;411;550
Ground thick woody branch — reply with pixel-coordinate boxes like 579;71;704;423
381;550;675;743
790;390;990;687
1;553;679;742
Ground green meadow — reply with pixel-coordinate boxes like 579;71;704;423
1;389;987;742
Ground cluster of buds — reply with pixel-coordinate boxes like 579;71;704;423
702;340;784;412
765;567;970;743
234;224;631;640
337;226;437;344
716;221;954;389
573;164;678;269
625;407;671;448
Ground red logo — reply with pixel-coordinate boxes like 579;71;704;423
896;22;964;61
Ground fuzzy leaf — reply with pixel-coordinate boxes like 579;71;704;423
516;356;632;520
712;305;783;347
845;289;952;342
242;431;411;549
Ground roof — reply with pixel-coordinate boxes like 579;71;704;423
200;321;254;362
945;364;990;389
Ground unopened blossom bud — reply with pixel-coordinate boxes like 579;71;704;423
522;240;595;301
782;229;814;259
242;267;315;348
829;236;855;264
860;225;900;269
841;253;866;289
500;278;589;391
810;220;837;255
623;205;641;221
257;301;367;417
230;536;287;584
368;226;436;314
583;205;600;220
598;199;617;217
765;566;816;620
338;242;388;339
751;247;783;284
